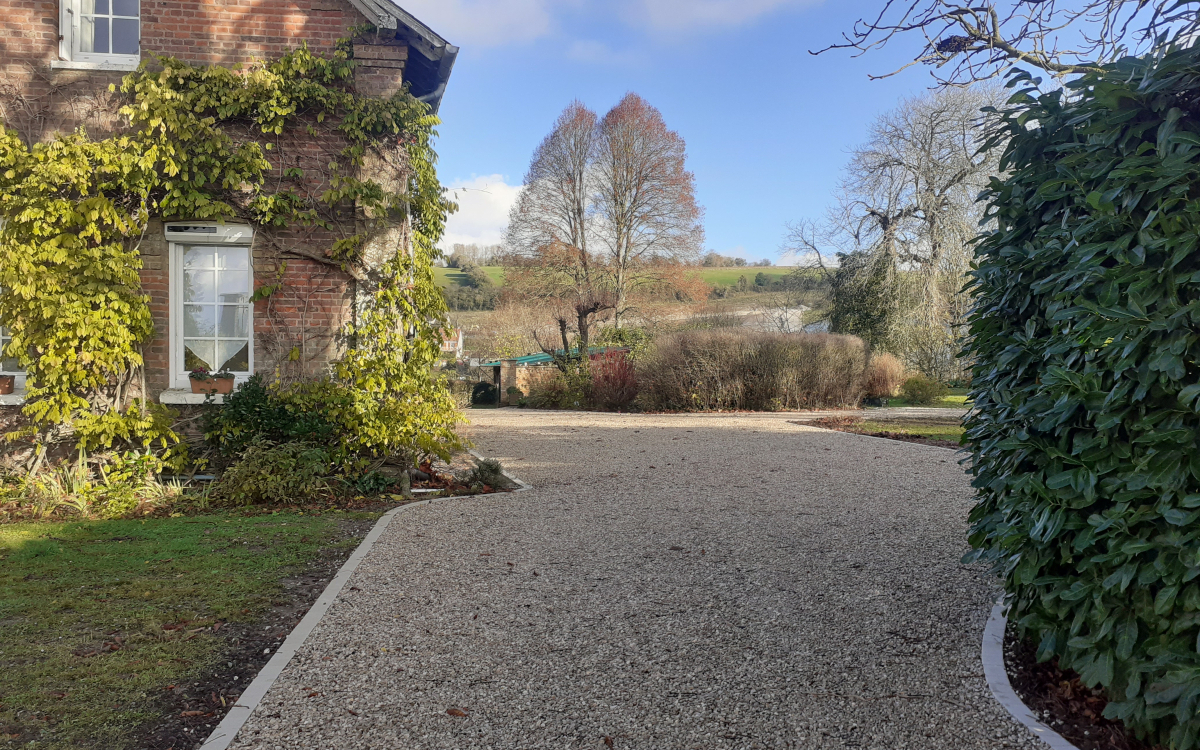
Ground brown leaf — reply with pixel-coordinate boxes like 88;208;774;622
446;707;469;717
604;737;614;748
181;710;205;717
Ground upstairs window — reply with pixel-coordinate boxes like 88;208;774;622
59;0;140;69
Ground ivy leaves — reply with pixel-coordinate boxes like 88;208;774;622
0;40;459;467
966;46;1200;748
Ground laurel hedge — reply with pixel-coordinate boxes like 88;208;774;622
964;47;1200;748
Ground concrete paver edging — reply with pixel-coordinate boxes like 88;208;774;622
197;454;531;750
982;599;1079;750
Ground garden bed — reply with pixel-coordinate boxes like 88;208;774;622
1004;631;1158;750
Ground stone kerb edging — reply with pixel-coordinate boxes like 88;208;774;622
982;599;1080;750
198;454;532;750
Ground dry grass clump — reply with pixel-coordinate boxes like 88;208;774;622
635;330;867;411
863;352;906;398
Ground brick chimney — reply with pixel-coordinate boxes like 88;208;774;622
353;42;408;98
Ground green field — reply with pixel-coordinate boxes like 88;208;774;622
434;265;798;290
434;266;507;288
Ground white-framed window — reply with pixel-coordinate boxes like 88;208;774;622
0;301;26;390
168;226;255;390
57;0;140;70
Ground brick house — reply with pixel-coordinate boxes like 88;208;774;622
0;0;457;412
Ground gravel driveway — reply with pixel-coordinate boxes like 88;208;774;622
228;410;1038;750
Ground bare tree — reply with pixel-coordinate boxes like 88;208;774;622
504;102;614;368
505;100;597;262
593;93;704;327
816;0;1200;85
784;86;1004;377
504;242;614;371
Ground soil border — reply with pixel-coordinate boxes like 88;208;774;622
197;454;532;750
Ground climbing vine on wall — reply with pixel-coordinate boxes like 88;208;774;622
0;39;461;467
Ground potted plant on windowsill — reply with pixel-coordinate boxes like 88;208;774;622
188;367;235;395
0;375;14;395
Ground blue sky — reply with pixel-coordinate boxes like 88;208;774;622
406;0;937;264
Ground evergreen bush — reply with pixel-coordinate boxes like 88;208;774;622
965;47;1200;748
900;375;948;405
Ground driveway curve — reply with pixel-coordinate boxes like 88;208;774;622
228;410;1040;750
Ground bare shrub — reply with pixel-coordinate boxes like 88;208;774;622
635;330;866;412
863;352;906;398
589;351;638;410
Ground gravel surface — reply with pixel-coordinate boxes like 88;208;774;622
229;410;1039;750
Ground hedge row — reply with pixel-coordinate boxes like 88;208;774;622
964;47;1200;748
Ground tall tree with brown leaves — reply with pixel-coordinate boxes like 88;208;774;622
504;102;613;367
593;93;704;327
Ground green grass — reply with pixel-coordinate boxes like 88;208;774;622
881;387;971;409
434;266;506;289
857;420;965;443
0;511;378;749
690;267;797;287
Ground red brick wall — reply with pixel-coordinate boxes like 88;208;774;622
2;0;413;398
0;0;387;141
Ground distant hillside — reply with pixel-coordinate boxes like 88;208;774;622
433;266;798;290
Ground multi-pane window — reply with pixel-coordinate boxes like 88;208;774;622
0;324;19;374
59;0;140;67
178;246;252;377
80;0;139;56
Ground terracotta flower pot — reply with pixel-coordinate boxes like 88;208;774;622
190;377;235;395
0;375;13;395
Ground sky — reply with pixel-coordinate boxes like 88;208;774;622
407;0;941;264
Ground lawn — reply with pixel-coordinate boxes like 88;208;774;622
0;510;380;749
879;387;971;409
856;420;965;444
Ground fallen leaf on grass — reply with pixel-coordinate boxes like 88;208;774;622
446;707;468;717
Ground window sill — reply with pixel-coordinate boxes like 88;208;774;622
51;59;141;72
159;390;226;405
0;391;25;406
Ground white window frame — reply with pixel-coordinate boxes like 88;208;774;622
55;0;141;71
167;223;256;391
0;320;26;391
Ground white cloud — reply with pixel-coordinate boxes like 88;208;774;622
441;175;523;249
566;39;643;65
397;0;818;49
394;0;555;47
620;0;815;32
